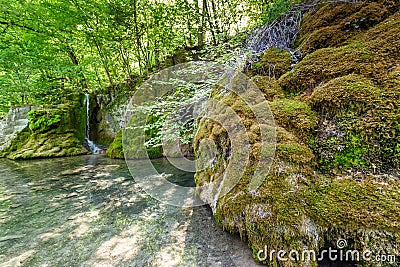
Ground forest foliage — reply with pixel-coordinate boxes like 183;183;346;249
0;0;292;116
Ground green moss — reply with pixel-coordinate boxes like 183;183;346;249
145;145;163;159
28;109;64;133
306;176;400;231
309;74;380;114
279;41;373;94
382;65;400;90
196;119;316;240
203;127;317;265
217;92;257;128
300;2;358;37
270;98;317;142
318;134;368;170
209;146;399;265
299;1;393;54
6;131;87;160
276;142;314;164
69;94;86;142
247;48;292;79
0;129;30;158
280;11;400;94
106;131;124;159
251;76;284;101
107;130;164;159
310;75;400;171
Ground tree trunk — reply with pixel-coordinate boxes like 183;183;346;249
133;0;143;75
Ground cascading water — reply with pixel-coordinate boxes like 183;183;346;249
239;10;303;72
236;1;355;71
84;94;101;154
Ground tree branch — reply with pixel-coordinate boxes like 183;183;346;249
0;20;40;33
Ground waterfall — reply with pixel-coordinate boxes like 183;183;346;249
84;94;101;154
237;10;303;72
212;5;307;72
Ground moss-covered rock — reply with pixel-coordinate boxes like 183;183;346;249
0;100;89;159
195;105;399;265
28;109;65;133
195;124;318;266
279;41;373;94
246;48;292;78
106;129;164;159
6;131;87;160
147;145;163;159
298;1;395;54
106;130;124;159
194;3;400;265
270;98;317;142
308;74;380;114
251;76;284;101
194;80;322;265
279;11;400;94
309;75;400;172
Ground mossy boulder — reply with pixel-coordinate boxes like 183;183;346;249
6;131;87;160
28;109;65;133
194;99;399;266
247;48;292;78
210;128;318;266
106;129;163;159
279;41;373;94
298;1;395;54
106;130;124;159
309;74;400;172
279;11;400;94
0;100;89;159
194;79;321;265
270;98;317;142
194;3;400;265
197;107;399;264
251;76;284;101
308;74;380;114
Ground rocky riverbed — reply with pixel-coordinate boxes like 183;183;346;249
0;155;260;267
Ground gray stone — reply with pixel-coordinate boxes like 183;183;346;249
0;106;34;153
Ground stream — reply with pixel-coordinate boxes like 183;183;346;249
0;155;259;267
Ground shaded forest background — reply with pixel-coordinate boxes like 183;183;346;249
0;0;292;116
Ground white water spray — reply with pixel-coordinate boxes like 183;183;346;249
84;94;101;154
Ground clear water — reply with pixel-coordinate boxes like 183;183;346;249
0;155;258;266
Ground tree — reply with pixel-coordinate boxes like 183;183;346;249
0;0;278;116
